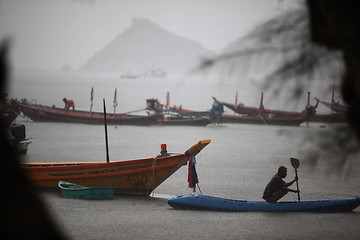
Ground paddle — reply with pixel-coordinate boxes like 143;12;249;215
290;157;301;201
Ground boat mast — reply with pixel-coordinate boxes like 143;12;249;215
234;91;238;114
113;88;118;115
258;92;264;116
90;86;94;114
103;99;110;163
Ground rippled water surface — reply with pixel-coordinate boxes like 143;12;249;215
10;70;360;239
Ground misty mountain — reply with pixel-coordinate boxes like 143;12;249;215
80;18;215;74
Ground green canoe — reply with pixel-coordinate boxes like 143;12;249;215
58;181;116;200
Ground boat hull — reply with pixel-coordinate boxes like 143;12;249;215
221;101;306;119
168;195;360;212
219;114;305;126
23;140;211;195
157;117;212;126
308;113;346;123
170;107;305;126
318;100;348;114
19;101;161;125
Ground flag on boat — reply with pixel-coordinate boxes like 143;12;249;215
188;154;198;191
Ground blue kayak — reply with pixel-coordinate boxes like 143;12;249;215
167;195;360;212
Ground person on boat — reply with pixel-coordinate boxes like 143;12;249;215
63;98;75;111
210;97;224;123
262;166;299;203
157;144;170;157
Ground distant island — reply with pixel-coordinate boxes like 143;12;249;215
80;18;215;74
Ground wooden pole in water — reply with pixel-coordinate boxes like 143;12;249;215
103;98;110;163
90;86;94;113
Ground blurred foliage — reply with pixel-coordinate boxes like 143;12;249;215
197;1;360;174
199;3;343;98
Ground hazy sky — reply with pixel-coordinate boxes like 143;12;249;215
0;0;297;70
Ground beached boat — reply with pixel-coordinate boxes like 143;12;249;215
23;139;211;195
19;100;161;125
168;195;360;212
58;181;116;200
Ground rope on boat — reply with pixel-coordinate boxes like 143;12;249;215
196;183;203;195
149;157;157;196
125;108;147;114
259;115;267;125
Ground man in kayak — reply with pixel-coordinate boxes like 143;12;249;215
262;166;299;203
63;98;75;111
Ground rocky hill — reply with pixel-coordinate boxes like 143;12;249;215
80;18;215;74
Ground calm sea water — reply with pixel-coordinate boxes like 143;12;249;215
9;70;360;239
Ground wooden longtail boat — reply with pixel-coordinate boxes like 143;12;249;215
213;93;312;119
169;106;210;118
19;100;161;126
168;195;360;212
169;106;305;126
145;98;212;126
23;139;211;195
58;181;116;200
315;87;349;114
316;100;348;114
146;95;306;126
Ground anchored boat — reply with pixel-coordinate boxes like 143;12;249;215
168;195;360;212
23;140;211;195
19;100;161;126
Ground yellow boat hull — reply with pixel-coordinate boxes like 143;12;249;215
23;140;211;195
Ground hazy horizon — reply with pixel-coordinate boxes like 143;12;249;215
0;0;298;70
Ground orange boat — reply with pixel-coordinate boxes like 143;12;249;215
22;140;211;195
